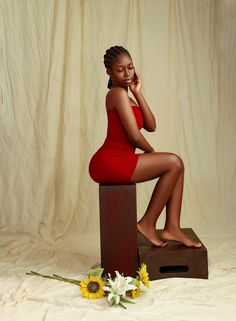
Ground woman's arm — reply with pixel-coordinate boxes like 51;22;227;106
130;69;156;132
110;87;154;153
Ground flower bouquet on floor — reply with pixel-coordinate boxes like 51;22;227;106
27;263;150;309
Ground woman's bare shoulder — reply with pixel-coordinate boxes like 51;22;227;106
106;87;130;110
107;87;129;100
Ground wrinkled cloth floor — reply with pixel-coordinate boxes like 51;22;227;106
0;232;235;321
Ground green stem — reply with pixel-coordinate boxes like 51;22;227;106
26;271;81;286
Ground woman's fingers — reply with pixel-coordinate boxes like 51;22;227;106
134;68;141;82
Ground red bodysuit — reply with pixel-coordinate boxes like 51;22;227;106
89;106;143;184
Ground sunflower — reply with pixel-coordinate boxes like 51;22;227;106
80;275;105;299
137;263;150;288
127;279;141;299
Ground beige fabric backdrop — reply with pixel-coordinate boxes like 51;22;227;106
0;1;236;320
1;0;235;239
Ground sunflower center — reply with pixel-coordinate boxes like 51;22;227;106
87;281;100;293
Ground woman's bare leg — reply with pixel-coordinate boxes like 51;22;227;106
161;167;201;247
130;152;201;248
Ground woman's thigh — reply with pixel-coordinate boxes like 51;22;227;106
130;152;184;183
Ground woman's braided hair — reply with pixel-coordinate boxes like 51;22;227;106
104;46;131;89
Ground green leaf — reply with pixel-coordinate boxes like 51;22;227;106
121;297;135;304
118;302;127;309
130;278;138;285
87;267;104;278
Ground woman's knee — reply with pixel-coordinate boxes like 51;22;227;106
168;153;184;173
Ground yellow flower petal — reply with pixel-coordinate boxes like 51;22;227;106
138;263;150;288
127;279;141;299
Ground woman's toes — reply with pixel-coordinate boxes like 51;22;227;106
161;229;202;248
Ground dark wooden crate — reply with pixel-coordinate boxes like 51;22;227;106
99;184;138;277
138;228;208;280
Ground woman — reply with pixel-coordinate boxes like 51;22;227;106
89;46;201;248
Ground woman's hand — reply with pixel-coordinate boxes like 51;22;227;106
129;68;142;93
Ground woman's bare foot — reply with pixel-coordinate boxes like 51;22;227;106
137;221;167;247
160;228;202;248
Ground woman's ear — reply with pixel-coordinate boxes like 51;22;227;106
106;68;111;76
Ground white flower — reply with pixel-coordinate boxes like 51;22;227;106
104;271;137;306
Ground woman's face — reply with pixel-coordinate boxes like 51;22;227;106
108;53;135;88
